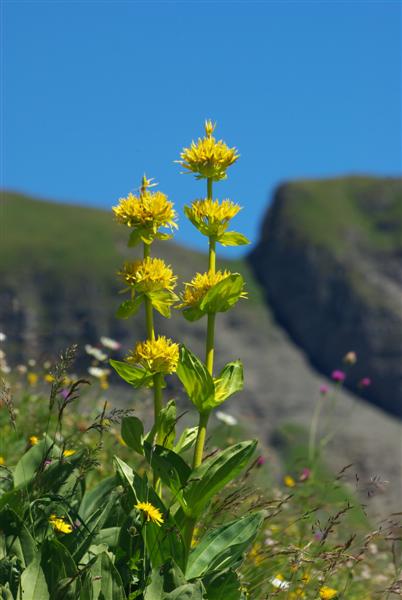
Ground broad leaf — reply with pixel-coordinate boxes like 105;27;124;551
163;582;205;599
18;554;49;600
186;512;263;579
14;435;54;488
202;569;244;600
218;231;250;247
116;296;144;319
121;416;144;455
148;290;178;318
183;441;257;517
174;427;198;454
212;361;244;408
41;539;77;598
0;508;36;568
90;552;126;600
110;359;153;388
176;346;214;412
79;476;118;522
200;274;245;314
143;443;191;498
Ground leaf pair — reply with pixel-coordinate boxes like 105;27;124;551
182;273;246;322
116;288;178;320
176;346;243;412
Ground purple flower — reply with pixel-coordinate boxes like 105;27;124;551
313;529;324;541
60;388;69;400
319;384;329;396
331;370;346;383
299;468;311;482
359;377;371;388
256;455;266;467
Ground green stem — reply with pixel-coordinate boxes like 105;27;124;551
143;242;155;341
205;312;215;377
153;372;163;496
192;410;210;469
308;397;324;463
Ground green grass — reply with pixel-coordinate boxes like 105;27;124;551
281;176;402;256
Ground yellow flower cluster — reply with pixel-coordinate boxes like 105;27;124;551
179;120;239;181
185;198;241;237
118;258;177;293
180;270;237;308
134;501;164;526
49;514;73;534
127;336;179;374
113;190;177;233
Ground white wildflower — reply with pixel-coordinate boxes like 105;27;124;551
88;366;110;378
270;575;290;590
216;411;238;426
0;332;6;342
100;336;121;350
85;345;107;361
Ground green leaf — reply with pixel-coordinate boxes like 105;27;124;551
163;582;205;600
0;508;36;568
121;416;144;455
186;512;263;579
212;361;243;408
148;290;178;318
40;539;77;598
79;476;118;522
183;441;257;518
155;232;174;241
217;231;250;247
181;306;204;322
200;274;245;314
173;427;198;454
143;443;190;498
176;346;214;412
202;569;244;600
128;229;143;247
90;552;126;600
110;359;153;388
156;400;176;449
116;296;144;319
113;457;138;505
14;435;54;488
18;554;49;600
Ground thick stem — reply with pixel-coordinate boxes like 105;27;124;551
153;372;164;496
192;410;210;469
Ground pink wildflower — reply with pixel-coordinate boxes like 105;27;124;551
256;456;266;467
299;468;311;482
359;377;371;388
331;370;345;383
319;384;329;395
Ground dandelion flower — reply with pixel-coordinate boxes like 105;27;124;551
49;514;73;534
62;449;76;457
319;586;338;599
284;475;296;488
29;435;39;446
134;501;164;526
27;372;38;386
185;198;241;238
178;120;239;181
118;258;177;293
127;336;179;375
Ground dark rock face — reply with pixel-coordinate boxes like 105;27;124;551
249;177;402;417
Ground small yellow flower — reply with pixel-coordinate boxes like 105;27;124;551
178;120;239;181
185;198;241;238
134;501;164;526
44;373;55;383
29;435;39;446
127;336;179;375
118;258;177;293
49;514;73;534
180;270;243;309
319;587;338;599
113;188;177;235
27;372;38;386
284;475;296;488
0;456;5;466
62;449;76;457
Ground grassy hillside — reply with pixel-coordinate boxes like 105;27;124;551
279;176;402;256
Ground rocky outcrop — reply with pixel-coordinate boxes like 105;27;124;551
249;176;402;417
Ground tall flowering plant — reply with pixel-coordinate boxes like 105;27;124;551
109;121;262;597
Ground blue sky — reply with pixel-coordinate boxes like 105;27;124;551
3;1;401;255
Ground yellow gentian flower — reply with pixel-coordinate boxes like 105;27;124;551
118;257;177;293
127;336;179;375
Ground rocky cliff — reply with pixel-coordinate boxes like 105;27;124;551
249;176;402;417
